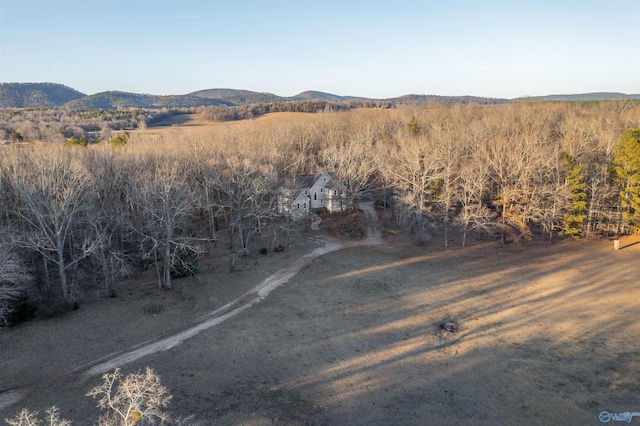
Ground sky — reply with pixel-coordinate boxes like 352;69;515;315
0;0;638;99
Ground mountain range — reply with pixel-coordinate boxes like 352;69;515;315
0;82;638;110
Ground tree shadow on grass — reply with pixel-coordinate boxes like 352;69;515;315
2;238;639;424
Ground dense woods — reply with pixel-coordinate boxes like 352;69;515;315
1;101;639;324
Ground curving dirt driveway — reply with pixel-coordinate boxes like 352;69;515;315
0;206;382;413
0;236;344;411
82;238;344;379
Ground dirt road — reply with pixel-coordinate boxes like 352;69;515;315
0;204;378;413
0;236;343;411
358;201;382;245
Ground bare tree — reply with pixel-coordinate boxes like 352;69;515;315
86;367;172;426
5;408;40;426
213;153;276;258
82;148;134;297
130;158;198;289
481;130;541;244
430;121;467;248
320;134;377;211
381;133;443;244
455;159;496;247
4;150;94;307
180;146;223;246
5;406;70;426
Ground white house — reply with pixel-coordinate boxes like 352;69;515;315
279;173;347;220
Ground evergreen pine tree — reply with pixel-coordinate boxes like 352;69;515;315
560;151;587;238
407;116;420;135
613;129;640;231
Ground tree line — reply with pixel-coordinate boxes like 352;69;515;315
0;108;188;144
198;99;393;122
0;101;639;325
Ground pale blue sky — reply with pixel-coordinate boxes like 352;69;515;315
0;0;638;99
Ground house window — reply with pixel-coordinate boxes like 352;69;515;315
320;188;323;192
314;192;317;200
334;190;337;195
297;203;300;209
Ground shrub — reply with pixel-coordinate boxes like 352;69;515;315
142;300;164;315
179;285;196;302
170;244;199;279
108;132;129;147
321;211;367;239
0;285;24;327
63;136;88;147
2;287;36;326
0;243;33;326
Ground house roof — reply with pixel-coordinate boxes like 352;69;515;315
290;189;310;201
280;173;344;192
294;174;318;188
283;173;334;190
325;180;345;190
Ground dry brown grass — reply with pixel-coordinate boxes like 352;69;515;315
127;109;409;152
2;225;639;424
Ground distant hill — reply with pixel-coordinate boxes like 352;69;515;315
519;92;640;102
0;83;85;108
190;89;283;105
63;91;229;109
292;91;348;101
389;94;509;105
3;82;638;110
190;88;509;105
191;88;373;105
64;91;156;109
155;94;232;108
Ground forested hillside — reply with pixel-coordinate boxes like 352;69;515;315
292;90;350;101
64;91;229;109
0;83;85;108
2;83;512;109
390;94;509;105
1;101;639;326
4;83;635;110
190;88;284;105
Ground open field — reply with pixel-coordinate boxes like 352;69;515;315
1;228;639;425
128;109;404;150
147;112;318;129
124;111;327;151
134;111;330;138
